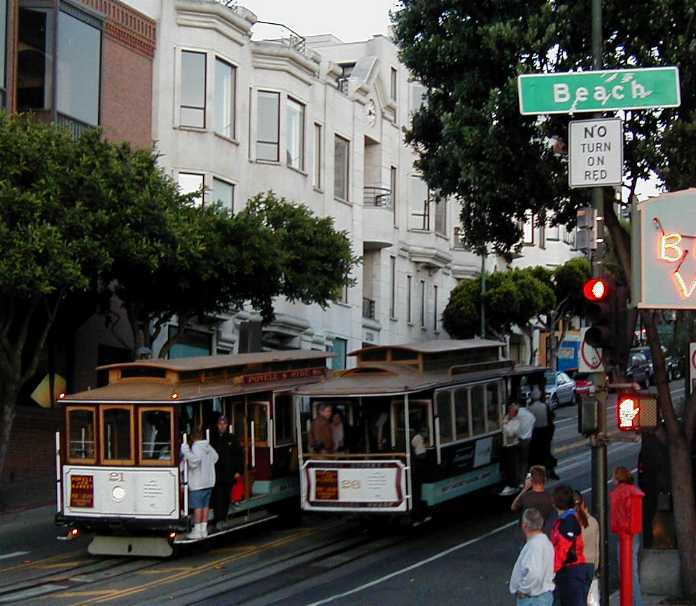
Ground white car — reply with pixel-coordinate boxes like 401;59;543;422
545;371;577;409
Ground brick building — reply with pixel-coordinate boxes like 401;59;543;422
0;0;156;507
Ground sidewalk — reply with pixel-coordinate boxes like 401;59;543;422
0;474;55;514
610;592;694;605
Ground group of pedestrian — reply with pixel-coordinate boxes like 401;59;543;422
308;402;347;453
510;466;643;606
500;386;557;497
180;414;244;540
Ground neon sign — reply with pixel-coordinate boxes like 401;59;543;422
656;222;696;299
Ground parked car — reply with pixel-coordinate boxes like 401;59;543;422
545;370;577;409
626;352;652;388
571;371;595;397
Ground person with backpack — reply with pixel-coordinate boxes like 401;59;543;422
180;427;219;539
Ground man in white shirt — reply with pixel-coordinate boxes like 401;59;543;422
516;404;536;487
509;508;555;605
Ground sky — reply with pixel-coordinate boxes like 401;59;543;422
238;0;401;43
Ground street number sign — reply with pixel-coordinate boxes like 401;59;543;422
579;327;604;373
518;67;680;115
569;118;623;188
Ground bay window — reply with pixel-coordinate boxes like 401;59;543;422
256;90;280;161
211;177;234;212
214;58;236;138
286;97;305;170
334;135;350;201
17;7;54;112
180;50;206;128
178;172;204;206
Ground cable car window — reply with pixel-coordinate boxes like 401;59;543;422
274;394;294;445
101;406;134;464
436;390;453;444
471;385;486;435
67;407;96;463
486;382;501;432
140;408;173;464
454;388;470;439
249;402;268;443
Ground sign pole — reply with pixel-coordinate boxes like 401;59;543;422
590;1;610;603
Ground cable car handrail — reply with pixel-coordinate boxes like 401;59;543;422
182;432;189;517
303;452;408;460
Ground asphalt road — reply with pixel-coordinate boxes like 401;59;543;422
0;383;682;606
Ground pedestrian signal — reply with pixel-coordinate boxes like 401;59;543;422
616;392;658;431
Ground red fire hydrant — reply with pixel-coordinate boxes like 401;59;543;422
610;485;644;606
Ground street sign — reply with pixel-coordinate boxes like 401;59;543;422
518;67;680;115
632;189;696;309
569;118;623;188
579;327;604;373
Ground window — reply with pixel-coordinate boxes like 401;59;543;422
433;285;438;331
274;394;294;445
390;67;398;101
211;177;234;211
168;326;212;358
17;7;53;112
330;337;348;370
522;213;534;245
471;385;486;435
437;391;453;444
389;256;396;319
563;227;574;245
286;97;305;170
314;123;322;188
390;166;398;225
0;0;7;107
538;221;546;249
435;199;447;235
214;57;236;138
334;281;349;304
334;135;350;201
57;10;101;126
548;222;561;241
256;90;280;161
178;172;204;206
486;383;501;432
454;389;470;439
101;406;133;463
67;408;96;463
140;408;173;464
180;50;206;128
453;226;465;249
419;280;426;328
407;275;413;323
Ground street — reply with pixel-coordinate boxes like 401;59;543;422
0;385;680;606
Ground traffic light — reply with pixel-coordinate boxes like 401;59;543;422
583;277;616;349
617;392;658;431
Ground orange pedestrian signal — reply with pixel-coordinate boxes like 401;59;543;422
616;392;659;431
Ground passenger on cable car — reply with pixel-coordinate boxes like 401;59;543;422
500;402;523;496
331;410;345;452
309;403;334;453
210;415;244;530
180;427;219;539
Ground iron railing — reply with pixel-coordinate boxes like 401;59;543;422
56;113;95;139
364;186;392;208
254;20;307;54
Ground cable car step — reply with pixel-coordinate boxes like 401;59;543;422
173;511;278;545
88;536;173;558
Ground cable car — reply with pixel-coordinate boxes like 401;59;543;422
55;351;331;557
294;340;546;519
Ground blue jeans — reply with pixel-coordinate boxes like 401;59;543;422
518;592;554;606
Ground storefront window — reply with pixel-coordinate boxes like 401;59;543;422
68;408;95;462
140;409;173;463
102;407;133;463
17;7;54;112
57;10;101;126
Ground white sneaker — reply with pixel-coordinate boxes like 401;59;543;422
185;525;201;540
499;486;519;496
198;523;208;538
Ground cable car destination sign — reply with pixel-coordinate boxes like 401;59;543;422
517;67;681;115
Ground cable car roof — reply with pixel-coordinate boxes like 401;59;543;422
349;339;504;357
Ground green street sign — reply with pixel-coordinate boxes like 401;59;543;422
518;67;680;115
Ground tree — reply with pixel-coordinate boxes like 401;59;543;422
393;0;696;592
443;268;554;362
0;115;356;480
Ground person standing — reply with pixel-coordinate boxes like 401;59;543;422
528;386;557;478
551;485;593;606
574;490;600;603
610;467;645;606
180;427;219;539
511;465;557;534
500;402;522;496
509;508;556;605
210;415;243;530
331;410;345;452
309;403;334;453
517;403;536;486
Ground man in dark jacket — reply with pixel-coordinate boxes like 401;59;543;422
210;415;243;529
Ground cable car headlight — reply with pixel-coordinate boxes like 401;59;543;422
112;485;126;502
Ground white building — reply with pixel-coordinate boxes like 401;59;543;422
125;0;576;368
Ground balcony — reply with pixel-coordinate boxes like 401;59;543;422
363;186;394;250
362;297;376;320
56;113;95;140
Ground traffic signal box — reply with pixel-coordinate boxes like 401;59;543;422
582;277;631;368
616;392;658;432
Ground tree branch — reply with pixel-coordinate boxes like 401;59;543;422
20;298;62;385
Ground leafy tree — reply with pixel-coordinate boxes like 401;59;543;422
393;0;696;591
0;115;356;480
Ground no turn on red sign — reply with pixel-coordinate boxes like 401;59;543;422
569;118;623;189
579;327;604;373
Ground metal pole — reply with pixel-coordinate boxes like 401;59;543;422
480;249;486;338
590;1;610;604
